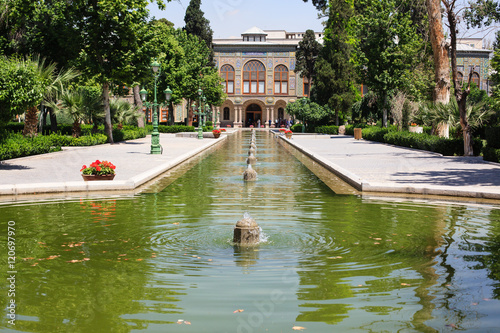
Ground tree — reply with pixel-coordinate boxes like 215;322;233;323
285;98;334;130
295;29;322;98
353;0;424;127
0;56;44;140
184;0;214;62
312;0;357;126
76;0;168;143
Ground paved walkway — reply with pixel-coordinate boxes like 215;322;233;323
281;134;500;200
2;130;500;201
0;133;228;197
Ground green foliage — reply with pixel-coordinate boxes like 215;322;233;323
483;146;500;163
312;1;357;125
362;126;390;142
315;126;339;135
358;128;483;156
183;0;213;56
291;123;304;133
286;98;334;129
353;0;430;126
0;56;45;136
295;29;322;91
154;125;195;133
0;133;61;160
110;98;140;127
68;134;108;146
485;127;500;149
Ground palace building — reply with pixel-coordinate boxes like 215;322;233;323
212;27;322;128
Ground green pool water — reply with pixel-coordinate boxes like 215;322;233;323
1;131;500;332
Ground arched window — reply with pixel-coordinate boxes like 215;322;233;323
243;60;265;94
471;72;480;87
457;72;464;85
274;65;288;95
223;107;230;120
220;65;235;94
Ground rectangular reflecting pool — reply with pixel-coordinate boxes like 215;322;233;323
1;130;500;332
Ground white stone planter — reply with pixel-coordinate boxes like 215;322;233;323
409;126;423;134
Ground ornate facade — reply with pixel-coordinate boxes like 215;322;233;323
212;27;321;128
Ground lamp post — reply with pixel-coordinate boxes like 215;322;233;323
193;88;203;139
139;59;171;154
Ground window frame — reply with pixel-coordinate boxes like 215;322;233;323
243;60;266;95
220;64;235;95
274;65;289;95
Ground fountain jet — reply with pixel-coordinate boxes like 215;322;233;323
246;152;257;165
233;212;260;245
243;163;257;181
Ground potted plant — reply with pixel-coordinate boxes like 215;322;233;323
279;128;286;134
409;123;423;133
80;160;116;181
220;128;227;132
212;129;221;138
285;129;293;139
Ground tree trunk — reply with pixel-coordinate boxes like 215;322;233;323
426;0;450;104
133;85;145;128
49;108;58;133
23;106;39;137
103;82;114;143
187;99;193;126
444;0;473;156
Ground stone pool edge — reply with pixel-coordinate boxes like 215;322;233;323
279;136;500;201
0;136;227;197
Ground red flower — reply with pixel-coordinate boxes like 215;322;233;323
80;165;87;172
95;166;101;172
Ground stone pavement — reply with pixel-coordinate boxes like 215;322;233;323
281;134;500;200
0;133;228;197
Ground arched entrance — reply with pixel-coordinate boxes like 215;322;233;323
245;103;262;127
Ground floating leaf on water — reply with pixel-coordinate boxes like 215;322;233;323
374;242;380;245
136;259;143;261
292;326;306;331
67;260;82;263
184;321;191;325
374;238;382;241
31;263;39;266
177;320;184;324
83;258;90;261
406;234;412;237
233;309;244;313
172;222;180;225
118;254;127;256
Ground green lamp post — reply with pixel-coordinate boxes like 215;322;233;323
139;59;171;154
195;88;203;139
192;101;203;140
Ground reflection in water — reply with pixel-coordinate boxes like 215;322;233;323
1;131;500;332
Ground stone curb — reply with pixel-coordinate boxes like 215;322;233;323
279;136;500;200
0;136;227;196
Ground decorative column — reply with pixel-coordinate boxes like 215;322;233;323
266;107;270;128
216;107;221;129
270;107;275;128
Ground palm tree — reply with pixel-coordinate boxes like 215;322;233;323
22;55;78;137
415;97;494;137
47;88;101;137
110;98;141;129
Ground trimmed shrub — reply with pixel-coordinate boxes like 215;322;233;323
291;123;304;133
315;125;339;135
156;125;195;133
0;133;62;160
381;131;482;156
6;122;25;133
485;127;500;149
362;127;389;142
68;134;108;146
483;146;500;163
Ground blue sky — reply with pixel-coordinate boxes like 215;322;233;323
148;0;325;38
148;0;498;43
